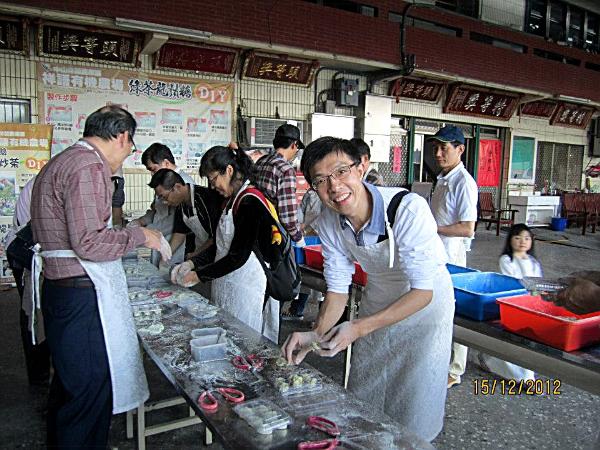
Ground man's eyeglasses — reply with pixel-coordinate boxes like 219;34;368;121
130;138;137;154
311;163;357;191
158;188;173;201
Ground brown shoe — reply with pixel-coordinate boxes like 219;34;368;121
447;374;461;389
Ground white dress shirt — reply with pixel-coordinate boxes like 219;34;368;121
3;176;35;249
317;183;447;294
499;254;543;279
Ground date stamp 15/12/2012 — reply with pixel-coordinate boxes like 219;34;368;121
473;378;561;396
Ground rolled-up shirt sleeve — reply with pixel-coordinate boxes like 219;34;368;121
319;212;354;294
65;164;146;261
392;195;447;290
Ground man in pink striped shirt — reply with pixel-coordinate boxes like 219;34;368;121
30;105;162;449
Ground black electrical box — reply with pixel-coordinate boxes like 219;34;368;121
334;78;359;107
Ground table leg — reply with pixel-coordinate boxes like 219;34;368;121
126;409;134;439
205;425;213;445
136;404;145;450
344;287;359;389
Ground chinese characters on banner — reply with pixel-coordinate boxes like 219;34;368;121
0;124;52;283
243;52;319;86
155;41;239;76
444;85;519;120
392;145;403;173
389;78;443;103
0;16;28;54
38;23;141;65
38;63;233;169
550;103;594;129
520;101;557;118
477;139;501;187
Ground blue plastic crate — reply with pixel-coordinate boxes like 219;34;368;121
293;236;321;264
450;272;527;321
446;263;479;275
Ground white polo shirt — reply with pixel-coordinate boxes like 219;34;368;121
430;162;478;247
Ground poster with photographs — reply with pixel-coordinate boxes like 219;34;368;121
38;63;233;169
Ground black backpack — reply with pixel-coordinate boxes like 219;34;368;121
6;222;35;270
233;186;301;303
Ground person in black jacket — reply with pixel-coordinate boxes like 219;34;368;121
171;146;281;342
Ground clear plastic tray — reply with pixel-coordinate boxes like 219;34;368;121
132;304;161;320
233;399;292;435
273;370;322;396
282;389;340;414
184;301;218;320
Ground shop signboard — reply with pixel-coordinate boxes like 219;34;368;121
242;52;319;87
38;62;233;169
155;41;239;76
550;103;594;129
0;15;27;55
520;101;557;118
0;123;52;284
444;84;519;121
389;78;443;103
38;22;141;65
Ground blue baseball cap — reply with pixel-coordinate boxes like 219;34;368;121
428;125;465;145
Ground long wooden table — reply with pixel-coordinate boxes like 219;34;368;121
453;316;600;395
128;282;432;450
299;264;600;395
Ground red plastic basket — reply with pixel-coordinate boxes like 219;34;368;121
303;245;368;286
497;294;600;351
304;245;324;270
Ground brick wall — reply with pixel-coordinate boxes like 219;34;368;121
15;0;600;100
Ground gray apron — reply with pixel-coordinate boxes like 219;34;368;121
210;181;279;343
340;209;454;442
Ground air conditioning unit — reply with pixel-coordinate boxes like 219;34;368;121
246;117;304;147
591;118;600;157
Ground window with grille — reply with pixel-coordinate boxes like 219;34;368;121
0;99;31;123
535;141;584;191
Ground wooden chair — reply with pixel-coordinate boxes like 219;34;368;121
562;193;588;231
582;193;599;235
475;192;517;236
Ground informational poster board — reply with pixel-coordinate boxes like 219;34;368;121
0;123;53;284
477;139;501;187
38;63;233;169
510;136;536;182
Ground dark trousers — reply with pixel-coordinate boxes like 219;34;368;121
7;259;51;385
42;281;112;449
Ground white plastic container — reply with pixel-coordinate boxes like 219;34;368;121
190;328;227;362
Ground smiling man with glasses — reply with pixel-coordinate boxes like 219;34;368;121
282;136;454;443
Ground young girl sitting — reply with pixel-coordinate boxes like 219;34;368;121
498;223;543;279
477;224;541;381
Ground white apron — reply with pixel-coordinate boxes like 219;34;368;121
31;143;149;414
148;196;184;266
182;184;210;252
341;212;454;442
210;181;279;343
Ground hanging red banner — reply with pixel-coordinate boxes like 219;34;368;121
392;145;402;173
477;139;501;187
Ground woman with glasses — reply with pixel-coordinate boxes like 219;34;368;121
282;137;454;442
170;146;280;342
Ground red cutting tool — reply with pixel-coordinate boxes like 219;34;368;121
197;384;245;412
297;416;341;450
232;354;264;371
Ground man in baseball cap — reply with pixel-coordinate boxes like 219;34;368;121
428;124;478;388
274;123;305;149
